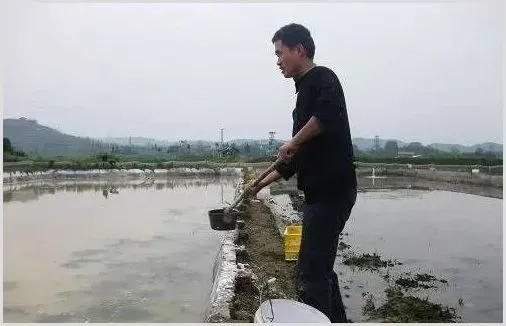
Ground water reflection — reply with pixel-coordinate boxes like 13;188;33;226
4;176;239;203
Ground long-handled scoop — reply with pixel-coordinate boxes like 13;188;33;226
224;158;284;215
208;158;285;230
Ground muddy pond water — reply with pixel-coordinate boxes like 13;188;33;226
336;185;502;323
3;176;240;322
269;175;502;322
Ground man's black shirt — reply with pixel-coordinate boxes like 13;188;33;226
275;65;356;203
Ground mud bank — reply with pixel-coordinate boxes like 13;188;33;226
3;167;242;185
357;165;502;188
229;198;299;322
204;169;300;323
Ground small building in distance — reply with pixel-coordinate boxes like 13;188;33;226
396;151;422;158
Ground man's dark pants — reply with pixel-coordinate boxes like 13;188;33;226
296;182;357;323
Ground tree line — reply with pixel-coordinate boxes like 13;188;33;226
356;140;501;159
3;138;27;162
4;136;502;167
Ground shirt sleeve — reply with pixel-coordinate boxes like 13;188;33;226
274;158;296;180
312;70;344;132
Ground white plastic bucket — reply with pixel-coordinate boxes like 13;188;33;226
253;299;330;323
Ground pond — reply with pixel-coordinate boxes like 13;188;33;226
337;187;502;323
3;176;240;322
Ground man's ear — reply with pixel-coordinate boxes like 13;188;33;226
296;44;306;57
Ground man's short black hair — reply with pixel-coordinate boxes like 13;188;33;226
272;23;315;59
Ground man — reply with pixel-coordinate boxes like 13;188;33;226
245;23;357;323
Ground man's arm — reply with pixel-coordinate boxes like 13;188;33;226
291;116;322;147
244;170;282;198
258;170;283;188
278;119;322;160
245;158;297;198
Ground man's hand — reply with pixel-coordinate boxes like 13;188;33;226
278;116;322;161
278;140;299;161
243;182;262;199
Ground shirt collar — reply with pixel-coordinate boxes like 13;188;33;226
294;63;317;93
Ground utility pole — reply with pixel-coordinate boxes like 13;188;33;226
374;135;380;152
269;131;276;145
219;128;224;158
267;131;276;155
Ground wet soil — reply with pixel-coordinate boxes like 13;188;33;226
230;199;298;322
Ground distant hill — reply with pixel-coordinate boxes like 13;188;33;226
3;118;502;157
3;118;96;157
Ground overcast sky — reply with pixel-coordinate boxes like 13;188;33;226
2;0;503;145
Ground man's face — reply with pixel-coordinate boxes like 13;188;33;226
274;40;303;78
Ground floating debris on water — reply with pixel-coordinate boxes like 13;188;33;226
342;252;402;270
394;273;448;289
337;241;351;251
364;287;459;323
383;271;391;282
415;273;437;282
395;277;434;289
363;294;375;314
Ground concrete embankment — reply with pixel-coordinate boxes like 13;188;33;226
203;179;243;323
3;167;242;185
